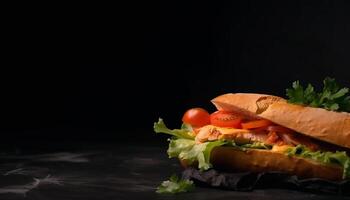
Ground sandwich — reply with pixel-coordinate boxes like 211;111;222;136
154;78;350;182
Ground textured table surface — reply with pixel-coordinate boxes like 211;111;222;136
0;142;348;200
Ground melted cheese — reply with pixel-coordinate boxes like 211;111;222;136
195;125;258;144
272;145;292;152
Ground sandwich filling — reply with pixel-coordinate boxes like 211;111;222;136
194;125;319;151
155;78;350;184
154;118;350;179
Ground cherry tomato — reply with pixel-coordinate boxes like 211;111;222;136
182;108;211;127
210;111;242;128
241;119;272;130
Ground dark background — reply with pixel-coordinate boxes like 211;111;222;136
2;1;350;143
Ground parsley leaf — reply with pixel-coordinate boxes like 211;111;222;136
286;77;350;112
156;174;195;194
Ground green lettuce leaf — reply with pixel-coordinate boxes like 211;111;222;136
155;119;350;180
285;145;350;178
241;142;272;149
155;119;275;171
154;118;194;139
155;118;226;170
167;138;226;170
167;139;272;171
156;174;195;194
181;123;194;132
286;77;350;112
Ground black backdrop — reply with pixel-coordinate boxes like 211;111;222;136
2;1;350;143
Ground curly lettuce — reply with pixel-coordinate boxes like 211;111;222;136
241;141;271;150
155;119;350;179
168;138;226;170
154;118;194;139
154;118;227;170
154;119;272;171
286;145;350;178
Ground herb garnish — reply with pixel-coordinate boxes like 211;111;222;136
156;174;195;194
286;77;350;112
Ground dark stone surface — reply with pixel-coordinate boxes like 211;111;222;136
0;143;349;200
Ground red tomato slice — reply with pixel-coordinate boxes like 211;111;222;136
182;108;211;127
210;111;242;128
241;119;272;130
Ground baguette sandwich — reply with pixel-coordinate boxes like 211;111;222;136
154;78;350;181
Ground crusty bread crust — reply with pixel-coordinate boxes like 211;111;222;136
181;147;343;180
211;147;343;180
212;93;350;149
